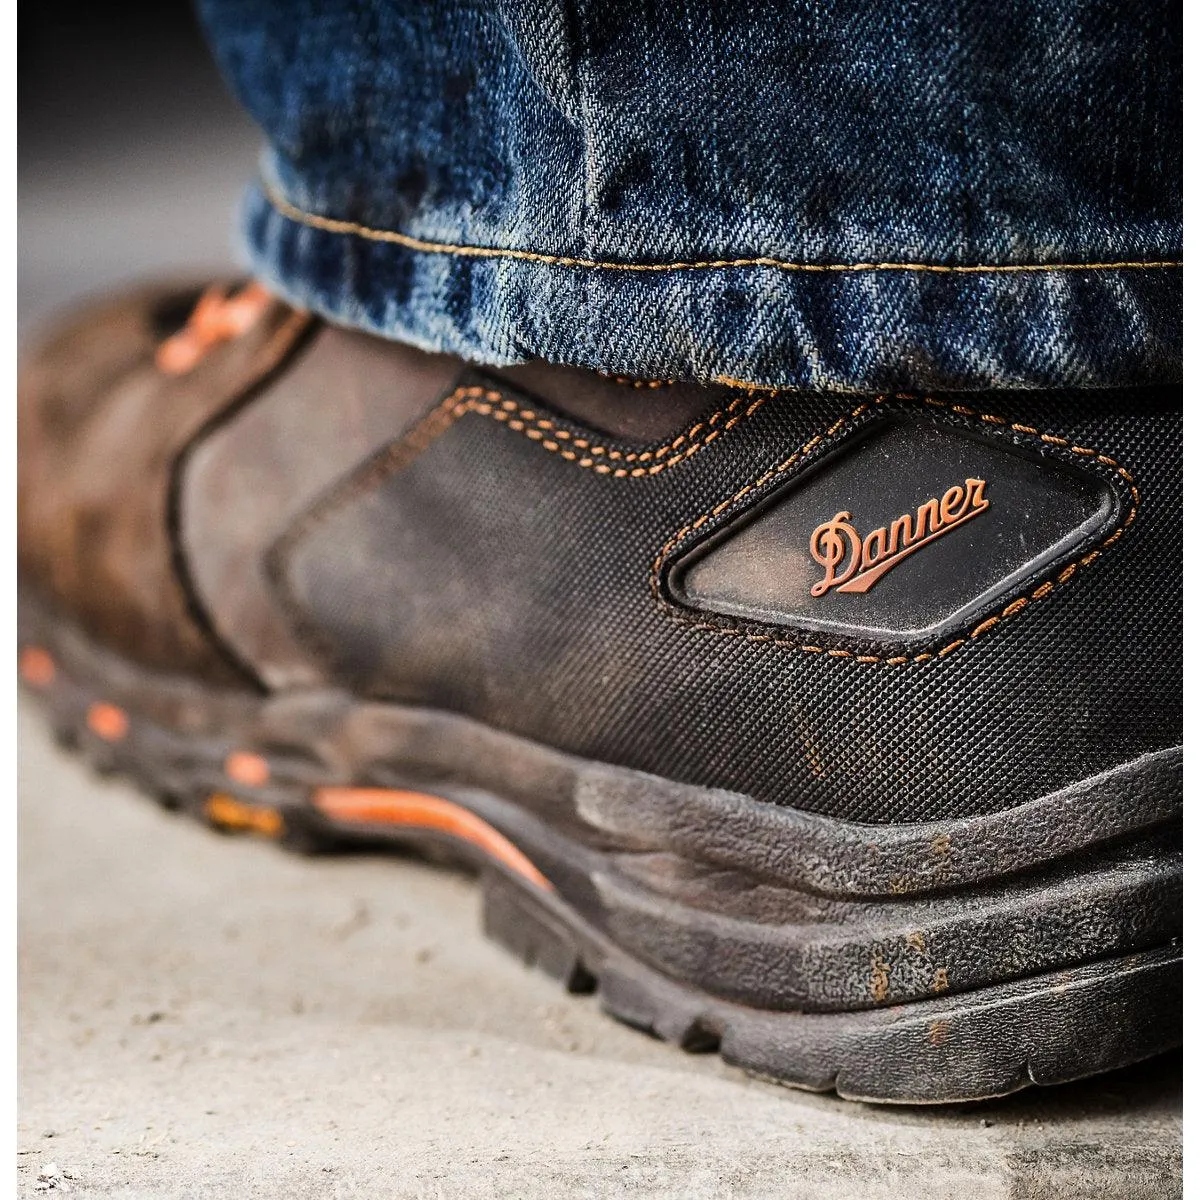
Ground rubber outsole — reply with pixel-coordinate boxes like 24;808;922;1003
17;605;1183;1104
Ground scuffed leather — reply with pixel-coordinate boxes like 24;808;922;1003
181;328;462;688
18;281;311;684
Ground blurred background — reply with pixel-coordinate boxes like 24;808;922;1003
19;0;259;333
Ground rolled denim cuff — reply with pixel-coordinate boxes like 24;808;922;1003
243;181;1180;393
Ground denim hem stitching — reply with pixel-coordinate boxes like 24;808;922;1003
263;184;1183;276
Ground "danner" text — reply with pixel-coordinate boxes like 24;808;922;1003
809;478;990;596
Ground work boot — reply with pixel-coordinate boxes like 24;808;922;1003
18;280;1181;1103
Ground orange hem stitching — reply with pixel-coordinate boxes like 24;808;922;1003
649;396;1138;666
263;186;1183;277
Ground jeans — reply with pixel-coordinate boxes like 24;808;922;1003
197;0;1181;393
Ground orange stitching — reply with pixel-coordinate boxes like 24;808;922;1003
274;378;1135;672
267;380;768;671
264;186;1182;276
433;385;770;478
596;371;675;389
649;396;1138;666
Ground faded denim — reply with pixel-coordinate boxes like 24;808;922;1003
197;0;1181;392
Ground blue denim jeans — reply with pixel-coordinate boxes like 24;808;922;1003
197;0;1180;393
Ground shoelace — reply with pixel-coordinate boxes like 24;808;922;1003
155;280;273;375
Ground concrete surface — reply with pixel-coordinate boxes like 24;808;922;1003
16;707;1183;1199
18;17;1182;1198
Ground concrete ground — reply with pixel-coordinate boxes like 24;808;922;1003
18;13;1182;1198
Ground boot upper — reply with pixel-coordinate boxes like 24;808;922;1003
18;284;1182;824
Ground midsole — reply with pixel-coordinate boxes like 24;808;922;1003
20;597;1183;1016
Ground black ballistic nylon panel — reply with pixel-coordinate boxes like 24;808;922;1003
278;381;1180;825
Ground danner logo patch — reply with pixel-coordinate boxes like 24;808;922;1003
809;479;990;596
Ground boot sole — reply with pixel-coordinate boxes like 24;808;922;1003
18;599;1182;1104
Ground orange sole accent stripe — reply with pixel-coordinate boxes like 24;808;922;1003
205;793;284;837
19;647;56;687
313;787;551;892
86;702;129;742
225;751;271;788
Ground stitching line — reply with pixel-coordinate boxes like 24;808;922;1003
409;385;770;477
649;396;1138;667
267;380;771;669
264;186;1183;277
596;371;675;389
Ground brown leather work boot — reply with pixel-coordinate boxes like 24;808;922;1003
18;280;1181;1103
